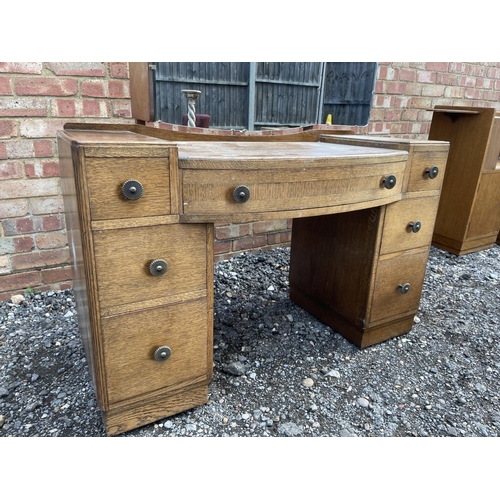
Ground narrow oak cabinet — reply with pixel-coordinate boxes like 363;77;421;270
428;106;500;255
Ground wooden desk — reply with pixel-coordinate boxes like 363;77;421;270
58;124;449;435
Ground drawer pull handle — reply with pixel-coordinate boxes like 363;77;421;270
149;259;168;276
382;174;397;189
233;185;251;203
425;166;439;179
408;220;422;233
122;179;144;200
399;283;411;294
154;346;172;362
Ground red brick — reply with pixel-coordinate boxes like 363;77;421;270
34;139;54;157
0;270;41;294
112;100;132;118
387;82;405;94
108;80;128;98
253;219;288;234
15;77;78;96
425;62;448;72
232;235;267;252
0;120;16;138
82;99;103;116
399;69;416;82
0;76;12;95
15;217;34;234
35;231;68;249
41;214;64;231
0;97;47;117
214;239;231;255
46;62;106;77
14;235;35;252
53;99;77;117
215;223;251;240
384;109;402;121
11;248;70;271
0;160;23;179
109;63;129;78
0;63;42;74
41;266;73;284
436;73;458;86
267;231;291;245
81;80;107;97
378;66;388;80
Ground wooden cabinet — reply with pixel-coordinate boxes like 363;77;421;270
58;123;448;434
290;135;449;348
58;130;213;436
428;106;500;255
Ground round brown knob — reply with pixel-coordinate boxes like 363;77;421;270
122;179;144;200
399;283;411;294
154;346;172;362
382;175;397;189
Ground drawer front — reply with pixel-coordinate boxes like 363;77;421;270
380;195;440;254
182;161;406;217
93;223;208;312
369;249;428;325
101;298;209;406
86;156;171;220
407;148;448;193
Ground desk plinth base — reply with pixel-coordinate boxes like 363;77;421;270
432;232;499;256
290;286;414;349
102;383;209;436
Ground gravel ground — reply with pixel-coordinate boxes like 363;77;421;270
1;243;499;438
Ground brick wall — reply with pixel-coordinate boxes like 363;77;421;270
0;62;133;300
1;62;500;298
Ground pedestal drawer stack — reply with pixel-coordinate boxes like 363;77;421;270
290;135;449;348
58;130;213;435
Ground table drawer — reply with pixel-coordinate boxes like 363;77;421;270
93;223;208;312
181;161;405;218
407;147;448;193
86;156;171;220
369;248;428;325
380;195;439;254
101;298;209;406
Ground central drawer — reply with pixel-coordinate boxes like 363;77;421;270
101;298;209;406
181;161;406;217
92;223;208;312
